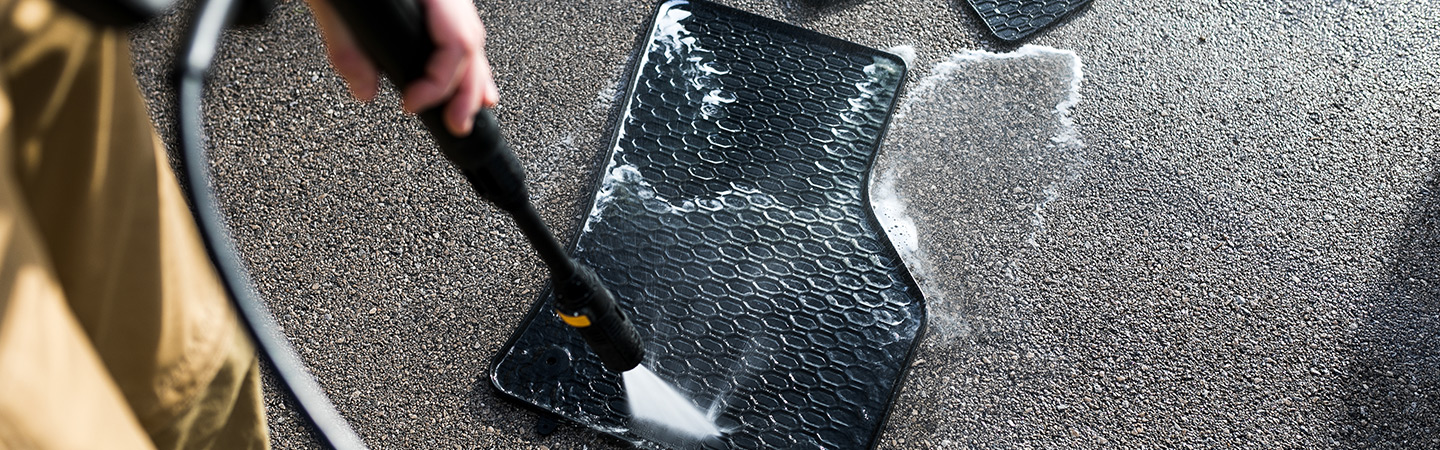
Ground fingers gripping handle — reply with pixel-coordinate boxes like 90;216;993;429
323;0;429;86
323;0;523;207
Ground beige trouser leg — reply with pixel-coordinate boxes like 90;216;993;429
0;0;269;448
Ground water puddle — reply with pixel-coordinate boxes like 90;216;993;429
871;45;1087;339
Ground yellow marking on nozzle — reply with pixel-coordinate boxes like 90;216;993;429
557;310;591;328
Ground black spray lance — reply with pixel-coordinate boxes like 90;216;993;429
322;0;646;373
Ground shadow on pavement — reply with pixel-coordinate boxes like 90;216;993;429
1339;168;1440;447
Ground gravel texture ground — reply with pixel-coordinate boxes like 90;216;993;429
127;0;1438;448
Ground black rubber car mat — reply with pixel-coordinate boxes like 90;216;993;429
966;0;1091;41
490;1;925;448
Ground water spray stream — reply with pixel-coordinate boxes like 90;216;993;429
624;365;721;440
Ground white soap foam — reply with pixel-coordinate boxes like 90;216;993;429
593;64;626;111
652;0;730;110
1024;46;1087;247
872;172;943;310
886;45;918;68
848;56;904;114
871;173;920;259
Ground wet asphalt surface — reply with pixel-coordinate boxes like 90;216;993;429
127;0;1438;448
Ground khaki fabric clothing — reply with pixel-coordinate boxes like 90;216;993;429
0;0;269;449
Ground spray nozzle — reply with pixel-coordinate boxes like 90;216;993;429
553;265;646;372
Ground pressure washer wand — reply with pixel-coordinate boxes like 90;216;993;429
325;0;644;372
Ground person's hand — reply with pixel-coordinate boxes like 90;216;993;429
307;0;499;136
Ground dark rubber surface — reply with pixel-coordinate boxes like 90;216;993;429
489;1;923;448
965;0;1091;41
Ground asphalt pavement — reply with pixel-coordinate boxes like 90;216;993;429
128;0;1438;448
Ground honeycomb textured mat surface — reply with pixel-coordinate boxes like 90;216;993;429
965;0;1091;41
490;1;925;448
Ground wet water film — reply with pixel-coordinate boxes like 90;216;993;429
870;45;1091;447
873;45;1085;340
492;1;924;449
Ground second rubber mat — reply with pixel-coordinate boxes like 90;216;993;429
490;1;925;448
966;0;1091;41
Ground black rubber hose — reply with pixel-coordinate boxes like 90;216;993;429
174;0;366;448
